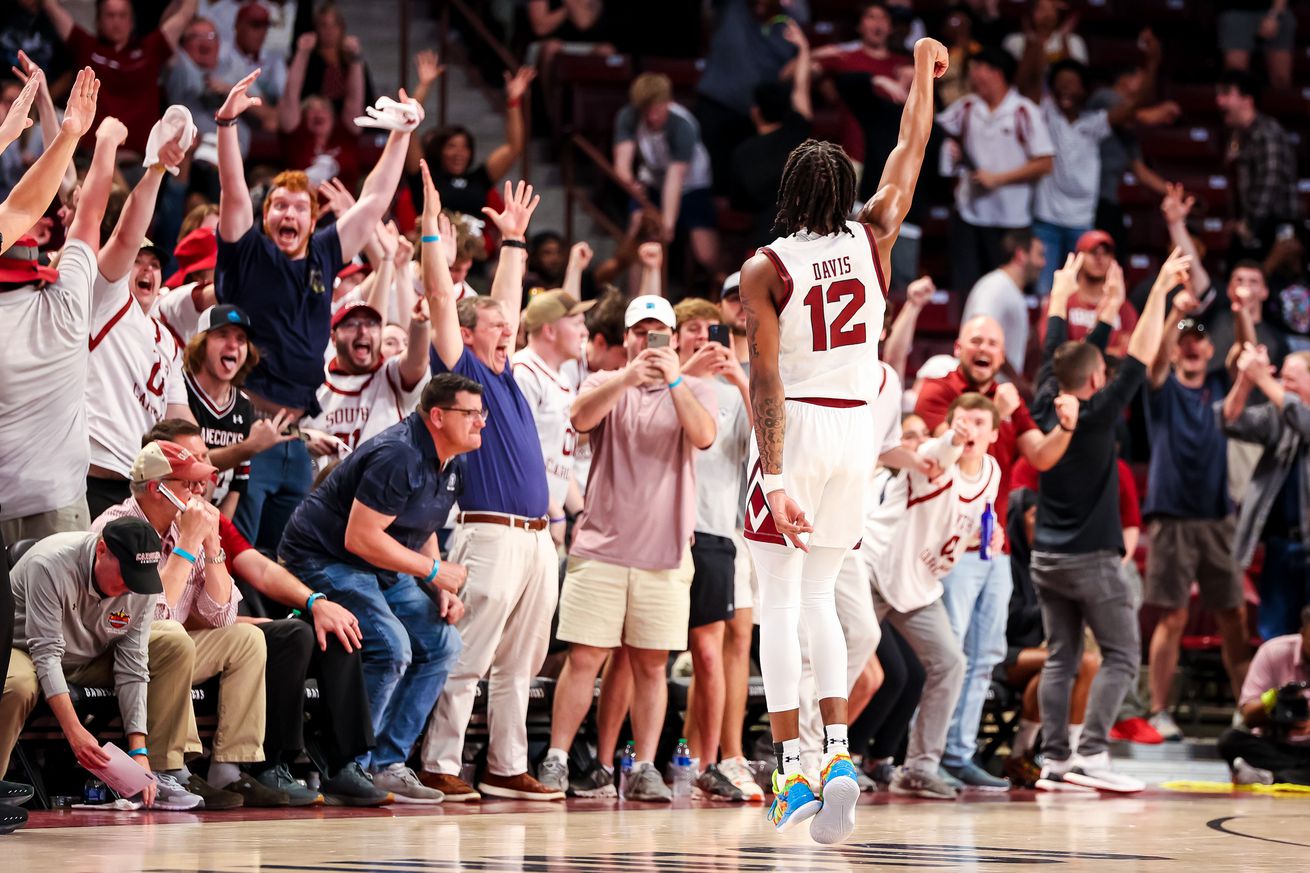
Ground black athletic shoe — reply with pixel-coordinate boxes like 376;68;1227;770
0;804;28;835
0;781;33;807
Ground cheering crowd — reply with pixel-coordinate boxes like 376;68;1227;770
0;0;1308;834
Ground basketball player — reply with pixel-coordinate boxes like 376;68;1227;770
739;37;948;844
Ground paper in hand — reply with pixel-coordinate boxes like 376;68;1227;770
84;742;153;799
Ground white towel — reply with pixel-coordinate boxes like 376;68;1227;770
353;96;422;132
143;105;198;175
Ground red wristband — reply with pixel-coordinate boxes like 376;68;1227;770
507;97;522;110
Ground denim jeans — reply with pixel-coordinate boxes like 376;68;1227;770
234;440;313;553
1032;219;1092;297
288;560;462;768
940;551;1012;768
1258;538;1310;640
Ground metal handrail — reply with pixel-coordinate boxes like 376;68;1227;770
436;0;531;180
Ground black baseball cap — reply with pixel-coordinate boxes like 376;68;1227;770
197;304;252;335
100;518;164;595
1177;318;1208;339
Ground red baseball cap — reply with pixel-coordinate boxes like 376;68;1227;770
130;440;218;485
164;227;218;289
331;302;383;329
337;261;371;281
0;237;59;285
1075;229;1116;254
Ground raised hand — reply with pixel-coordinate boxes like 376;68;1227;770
437;212;457;264
296;32;318;56
481;180;540;240
637;241;663;271
1237;342;1271;379
395;231;414;268
156;129;189;172
318;177;356;218
782;19;810;53
1054;393;1079;432
906;274;936;308
568;240;594;271
1152;247;1192;295
411;295;431;323
415;50;444;86
418;158;442;217
61;67;101;137
1172;287;1201;316
342;35;362;61
0;69;39;150
993;382;1022;420
218;69;263;120
504;66;537;102
913;37;950;78
1160;182;1195;226
1050;252;1083;303
245;411;298;455
374;219;400;258
95;116;129;148
1100;260;1126;317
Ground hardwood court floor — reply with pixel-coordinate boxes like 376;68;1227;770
10;791;1310;871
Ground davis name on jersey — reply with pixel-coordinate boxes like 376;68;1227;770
759;220;888;403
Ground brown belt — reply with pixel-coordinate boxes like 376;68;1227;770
457;512;549;532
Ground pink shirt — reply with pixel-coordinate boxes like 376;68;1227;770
91;499;240;628
571;372;717;571
1239;633;1310;708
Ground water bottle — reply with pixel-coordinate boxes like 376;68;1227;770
619;741;636;795
83;777;107;805
671;738;693;798
978;501;995;561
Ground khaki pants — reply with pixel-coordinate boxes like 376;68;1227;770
0;498;91;544
148;621;268;770
0;626;192;775
421;523;558;777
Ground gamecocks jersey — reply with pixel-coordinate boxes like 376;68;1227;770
184;369;254;504
512;347;579;506
759;220;888;403
302;357;428;452
87;276;188;476
874;435;1001;613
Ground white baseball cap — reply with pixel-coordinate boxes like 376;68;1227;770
624;295;677;330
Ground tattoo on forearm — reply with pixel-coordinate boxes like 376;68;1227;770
752;392;786;474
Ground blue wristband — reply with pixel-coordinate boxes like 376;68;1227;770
305;592;326;612
423;558;441;585
127;747;148;758
421;234;441;243
172;547;197;565
667;376;683;390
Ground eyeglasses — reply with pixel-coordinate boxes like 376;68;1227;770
439;406;489;422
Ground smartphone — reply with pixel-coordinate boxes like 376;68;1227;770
647;332;670;349
708;324;730;346
156;482;189;513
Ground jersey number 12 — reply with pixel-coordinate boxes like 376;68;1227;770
803;278;867;352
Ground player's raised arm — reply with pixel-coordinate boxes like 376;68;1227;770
856;38;948;278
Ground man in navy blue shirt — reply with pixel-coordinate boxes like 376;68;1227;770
212;69;422;551
1143;306;1250;742
279;372;482;804
411;165;563;803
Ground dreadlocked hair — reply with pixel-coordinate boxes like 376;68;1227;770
773;139;857;238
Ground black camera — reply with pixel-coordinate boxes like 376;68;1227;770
1270;681;1310;727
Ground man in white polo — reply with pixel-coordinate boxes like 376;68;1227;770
511;289;594;546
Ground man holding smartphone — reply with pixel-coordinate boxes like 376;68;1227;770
538;295;717;802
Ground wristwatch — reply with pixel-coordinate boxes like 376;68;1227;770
206;548;227;565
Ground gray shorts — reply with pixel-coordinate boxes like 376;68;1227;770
1144;516;1244;611
1218;9;1296;53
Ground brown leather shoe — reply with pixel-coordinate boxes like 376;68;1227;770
418;771;481;802
478;771;566;801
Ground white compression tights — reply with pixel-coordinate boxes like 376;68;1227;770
750;542;850;713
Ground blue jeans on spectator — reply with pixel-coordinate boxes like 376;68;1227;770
1258;537;1310;640
940;551;1012;769
1033;219;1092;297
289;560;462;769
235;440;313;553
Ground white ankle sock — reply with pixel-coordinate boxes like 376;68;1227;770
544;747;568;764
823;723;849;757
776;738;803;776
1069;723;1084;755
1013;719;1041;757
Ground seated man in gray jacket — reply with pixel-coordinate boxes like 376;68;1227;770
0;519;200;809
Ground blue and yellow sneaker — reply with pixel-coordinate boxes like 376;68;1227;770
809;754;860;845
766;770;822;833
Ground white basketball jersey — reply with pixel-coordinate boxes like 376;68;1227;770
760;220;888;403
303;357;428;452
513;348;578;506
87;276;188;476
